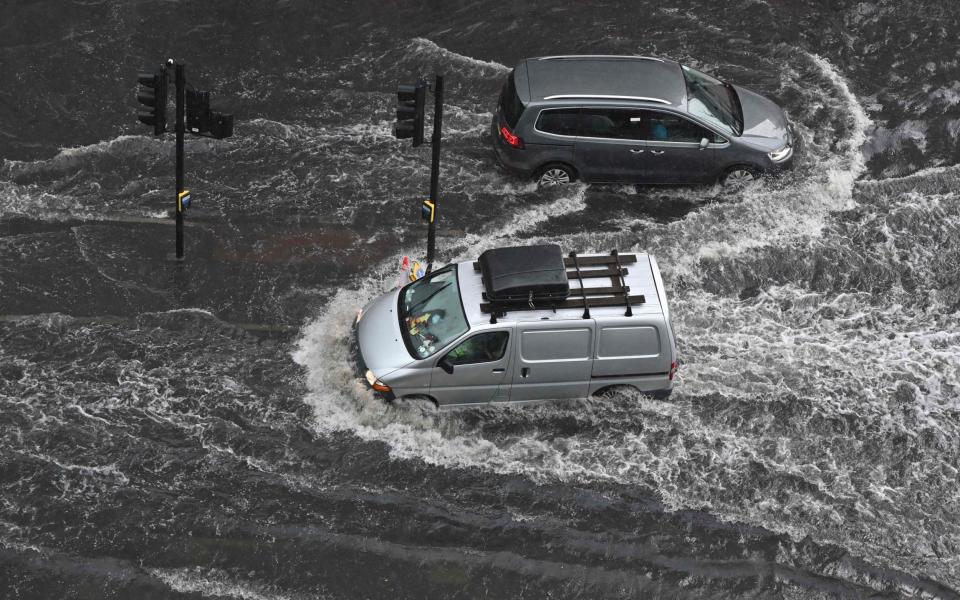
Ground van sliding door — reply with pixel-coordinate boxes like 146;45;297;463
511;324;593;402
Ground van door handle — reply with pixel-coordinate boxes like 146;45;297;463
520;367;530;378
492;368;505;373
629;148;644;154
650;149;665;155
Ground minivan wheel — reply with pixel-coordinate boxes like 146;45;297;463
722;166;760;187
536;164;575;187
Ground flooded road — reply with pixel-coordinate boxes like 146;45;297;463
1;1;959;597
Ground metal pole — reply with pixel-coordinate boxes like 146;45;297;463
426;74;443;274
175;62;185;260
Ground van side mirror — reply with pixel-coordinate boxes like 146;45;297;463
438;357;454;374
699;137;709;150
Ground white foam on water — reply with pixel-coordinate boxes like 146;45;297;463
409;37;509;74
150;567;305;600
1;135;165;179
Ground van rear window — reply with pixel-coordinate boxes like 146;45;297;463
499;71;525;129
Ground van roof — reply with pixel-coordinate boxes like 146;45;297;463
517;55;687;107
457;251;666;327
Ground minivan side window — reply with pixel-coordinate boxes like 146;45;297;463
536;109;580;136
444;331;509;365
642;110;724;143
579;108;646;140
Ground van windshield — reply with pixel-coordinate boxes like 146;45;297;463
499;70;525;128
398;265;469;359
681;65;744;136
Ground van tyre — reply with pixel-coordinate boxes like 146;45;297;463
396;395;439;412
721;165;760;187
593;385;639;399
535;163;576;187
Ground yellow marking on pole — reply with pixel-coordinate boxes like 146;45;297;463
177;189;191;213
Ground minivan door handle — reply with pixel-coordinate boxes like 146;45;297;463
492;368;505;373
520;367;530;378
650;149;665;155
629;148;644;154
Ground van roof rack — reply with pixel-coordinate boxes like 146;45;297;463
473;248;644;323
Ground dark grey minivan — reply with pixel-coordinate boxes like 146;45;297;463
491;55;798;187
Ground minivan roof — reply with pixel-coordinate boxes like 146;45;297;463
517;56;687;107
457;252;665;328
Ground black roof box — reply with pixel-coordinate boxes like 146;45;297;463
478;244;570;303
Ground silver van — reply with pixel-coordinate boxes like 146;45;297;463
491;55;798;187
355;245;678;407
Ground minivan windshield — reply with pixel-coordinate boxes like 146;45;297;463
681;65;744;136
399;265;469;359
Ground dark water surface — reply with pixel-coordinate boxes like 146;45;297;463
2;1;959;598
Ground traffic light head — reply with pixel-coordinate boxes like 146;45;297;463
186;88;234;139
186;89;210;133
394;78;427;147
136;67;167;135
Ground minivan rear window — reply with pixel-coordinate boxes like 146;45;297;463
535;109;580;136
499;70;525;129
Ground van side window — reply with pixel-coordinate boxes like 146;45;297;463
642;110;722;143
444;331;509;365
520;328;592;361
579;108;646;140
536;109;580;136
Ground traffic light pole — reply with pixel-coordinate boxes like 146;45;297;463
426;74;443;274
174;62;185;261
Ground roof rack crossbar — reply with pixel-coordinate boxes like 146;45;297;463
480;294;646;314
569;285;628;296
565;266;628;279
569;252;590;319
473;254;638;272
611;249;633;317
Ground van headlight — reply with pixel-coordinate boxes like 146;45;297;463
768;145;793;162
365;369;392;393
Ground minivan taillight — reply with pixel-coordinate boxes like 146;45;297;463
499;124;524;149
669;361;678;381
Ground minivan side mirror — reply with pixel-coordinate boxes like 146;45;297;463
699;137;709;150
438;357;454;374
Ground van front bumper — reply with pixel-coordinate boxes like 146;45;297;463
352;324;396;402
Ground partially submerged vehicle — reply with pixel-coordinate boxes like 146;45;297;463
355;244;678;407
491;55;799;187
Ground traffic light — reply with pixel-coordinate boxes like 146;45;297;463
394;78;427;147
186;89;209;133
186;88;234;139
137;67;167;135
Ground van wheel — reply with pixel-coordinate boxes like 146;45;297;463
396;395;439;412
722;166;760;187
593;385;639;398
535;163;576;187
